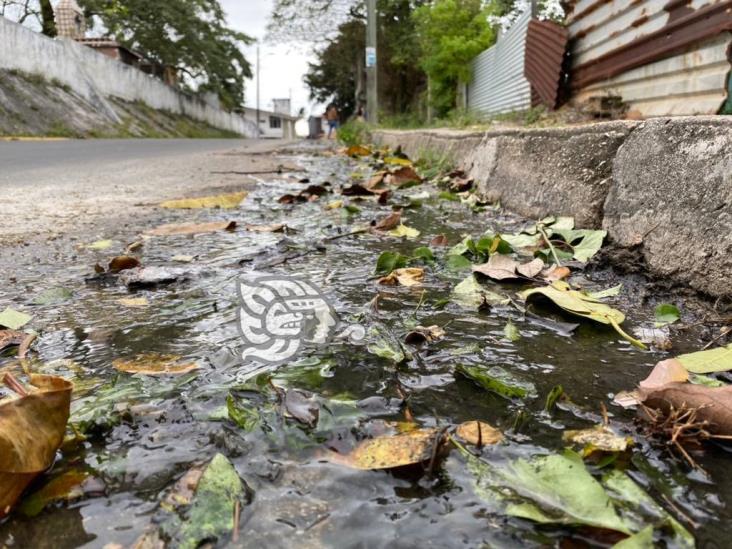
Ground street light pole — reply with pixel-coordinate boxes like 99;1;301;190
366;0;378;125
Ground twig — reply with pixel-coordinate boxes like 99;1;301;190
702;326;731;350
426;427;448;478
412;290;426;318
538;225;562;267
232;500;240;544
3;373;28;397
17;333;36;359
323;226;369;242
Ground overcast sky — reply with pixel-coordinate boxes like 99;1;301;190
220;0;317;116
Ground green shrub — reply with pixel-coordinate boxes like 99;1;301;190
338;119;371;146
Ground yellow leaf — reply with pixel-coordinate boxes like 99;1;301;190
563;426;633;454
336;428;443;470
389;224;420;239
160;192;247;209
86;239;114;251
384;156;413;167
325;200;344;210
117;297;149;308
345;145;372;157
455;421;503;447
378;267;425;287
112;353;198;376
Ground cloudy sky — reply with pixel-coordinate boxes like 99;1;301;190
220;0;318;116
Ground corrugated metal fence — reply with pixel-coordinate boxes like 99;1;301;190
567;0;732;116
467;10;532;115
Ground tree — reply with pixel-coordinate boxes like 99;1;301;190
79;0;253;109
413;0;496;116
0;0;56;36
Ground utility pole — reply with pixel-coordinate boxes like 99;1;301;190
366;0;378;125
256;45;261;138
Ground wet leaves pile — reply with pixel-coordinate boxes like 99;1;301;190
0;142;731;547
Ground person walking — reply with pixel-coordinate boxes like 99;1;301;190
325;104;339;139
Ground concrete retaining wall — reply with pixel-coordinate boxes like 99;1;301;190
373;117;732;299
0;16;257;136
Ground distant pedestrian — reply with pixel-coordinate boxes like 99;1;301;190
325;104;339;139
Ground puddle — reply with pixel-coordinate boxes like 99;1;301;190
0;146;728;548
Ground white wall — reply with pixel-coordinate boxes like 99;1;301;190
0;16;258;136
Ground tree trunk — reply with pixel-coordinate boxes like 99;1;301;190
39;0;57;37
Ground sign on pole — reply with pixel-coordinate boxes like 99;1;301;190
365;47;377;68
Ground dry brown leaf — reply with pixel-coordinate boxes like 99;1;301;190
517;258;545;278
108;256;141;273
0;374;73;519
365;171;387;190
145;221;236;237
542;265;571;282
455;421;503;447
639;359;688;391
372;211;402;231
472;254;519;280
112;353;198;376
640;383;732;436
335;428;443;470
378;268;425;287
386;166;422;186
345;145;372;157
430;234;449;247
0;330;26;353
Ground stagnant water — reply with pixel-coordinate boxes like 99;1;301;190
0;146;729;548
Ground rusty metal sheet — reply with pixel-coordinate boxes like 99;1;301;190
524;19;569;108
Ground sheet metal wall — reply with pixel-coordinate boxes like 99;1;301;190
467;10;532;115
567;0;732;115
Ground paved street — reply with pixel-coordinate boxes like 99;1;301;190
0;138;295;242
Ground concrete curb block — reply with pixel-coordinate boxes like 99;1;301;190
373;117;732;299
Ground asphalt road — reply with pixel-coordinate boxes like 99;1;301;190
0;138;258;183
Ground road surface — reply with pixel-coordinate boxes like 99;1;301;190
0;138;297;242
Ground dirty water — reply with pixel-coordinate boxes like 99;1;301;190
0;144;730;548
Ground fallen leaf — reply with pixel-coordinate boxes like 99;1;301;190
0;374;73;519
516;258;544;278
457;364;536;399
372;211;402;231
404;325;445;345
18;470;89;517
563;425;633;453
112;353;198;376
640;383;732;436
503;320;521;342
374;251;409;275
455;421;503;447
450;177;474;193
654;304;680;327
519;281;645;349
472;254;519;280
431;234;449;247
639;359;689;390
570;230;607;263
325;199;344;210
676;344;732;374
32;287;73;305
171;255;195;263
336;428;444;470
108;255;141;273
86;239;114;251
160;191;247;209
542;265;571;282
634;327;672;350
162;454;246;549
451;275;508;310
588;284;623;299
500;233;542;250
0;330;26;353
346;145;372;157
411;246;435;263
145;221;236;237
283;389;319;428
388;223;420;239
0;308;32;330
383;156;413;167
341;183;388;197
378;267;424;287
386;166;422;186
244;223;287;233
117;297;149;308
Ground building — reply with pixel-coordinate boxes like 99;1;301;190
241;107;297;139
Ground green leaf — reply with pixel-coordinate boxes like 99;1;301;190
677;343;732;374
550;216;575;232
500;233;541;250
654;304;680;327
375;251;409;275
588;284;623;300
0;307;32;330
411;246;435;263
227;394;261;432
366;324;407;364
519;281;646;349
168;454;245;549
612;527;654;549
544;385;564;412
451;275;508;309
438;191;460;201
503;320;521;342
570;230;607;263
33;287;74;305
688;373;726;387
446;254;473;271
344;204;361;214
456;364;535;399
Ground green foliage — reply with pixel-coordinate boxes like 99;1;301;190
413;0;497;116
79;0;253;110
338;119;371;147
